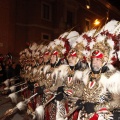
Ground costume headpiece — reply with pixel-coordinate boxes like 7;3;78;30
68;29;96;62
87;20;120;64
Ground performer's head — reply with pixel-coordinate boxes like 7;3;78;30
43;50;51;63
90;40;112;72
31;58;36;67
67;49;78;66
50;50;58;64
38;55;43;65
91;50;104;72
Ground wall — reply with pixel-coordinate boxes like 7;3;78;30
0;0;120;57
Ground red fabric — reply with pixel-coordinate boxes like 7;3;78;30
45;95;54;120
28;101;35;111
45;108;50;120
90;81;94;87
68;50;77;57
52;50;58;55
65;100;69;114
89;113;98;120
91;50;103;59
98;108;107;112
72;111;79;120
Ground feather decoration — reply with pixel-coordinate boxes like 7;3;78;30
8;93;18;104
60;40;65;47
66;31;79;39
43;65;51;75
117;51;120;61
98;20;119;34
29;42;38;51
3;79;10;87
96;34;106;43
76;35;83;43
54;39;61;45
35;105;44;120
9;86;16;92
99;64;120;94
61;49;66;54
106;38;114;50
87;29;96;37
58;65;69;79
73;70;83;81
16;101;27;111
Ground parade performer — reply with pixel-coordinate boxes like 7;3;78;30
63;20;120;120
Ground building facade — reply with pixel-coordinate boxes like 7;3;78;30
0;0;120;57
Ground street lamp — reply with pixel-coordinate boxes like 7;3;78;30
94;19;100;26
86;0;90;9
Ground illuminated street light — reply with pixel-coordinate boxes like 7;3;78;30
94;19;100;26
86;5;90;9
86;0;90;9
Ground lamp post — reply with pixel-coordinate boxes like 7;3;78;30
94;19;100;26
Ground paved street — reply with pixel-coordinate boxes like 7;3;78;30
0;94;32;120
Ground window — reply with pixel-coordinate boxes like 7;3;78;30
85;19;90;31
41;33;51;41
41;2;52;21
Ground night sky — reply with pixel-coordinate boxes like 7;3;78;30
108;0;120;11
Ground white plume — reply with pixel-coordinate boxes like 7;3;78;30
73;70;83;81
117;51;120;61
4;87;9;90
29;42;38;51
54;39;61;45
62;49;66;54
60;40;65;47
57;118;65;120
4;79;10;87
67;31;79;39
16;101;27;111
112;22;120;34
99;64;120;94
32;68;38;76
43;65;51;75
41;46;47;54
82;39;87;46
51;67;61;81
58;65;69;79
67;31;79;46
35;105;44;120
98;20;119;34
71;42;77;48
10;86;16;92
8;93;18;104
87;29;96;36
89;40;95;49
96;34;106;42
76;35;83;43
107;38;114;50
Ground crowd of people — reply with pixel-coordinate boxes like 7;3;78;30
0;53;21;83
0;20;120;120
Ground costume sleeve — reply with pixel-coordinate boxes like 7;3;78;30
94;94;120;112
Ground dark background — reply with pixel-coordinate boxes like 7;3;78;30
108;0;120;10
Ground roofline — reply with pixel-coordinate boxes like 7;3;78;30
98;0;120;16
